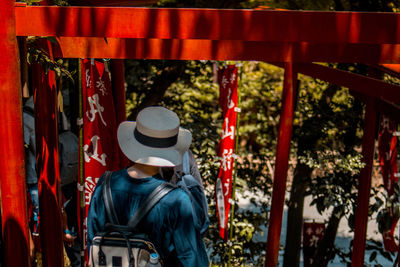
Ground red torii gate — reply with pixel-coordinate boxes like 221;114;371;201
2;1;400;266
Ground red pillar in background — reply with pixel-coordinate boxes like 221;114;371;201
110;59;130;168
265;62;297;267
351;97;377;267
32;40;64;267
0;1;31;266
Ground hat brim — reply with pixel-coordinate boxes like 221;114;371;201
117;121;192;167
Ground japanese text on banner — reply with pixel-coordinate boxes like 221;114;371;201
80;59;120;265
216;65;238;240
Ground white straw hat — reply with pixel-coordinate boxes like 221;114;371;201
117;106;192;167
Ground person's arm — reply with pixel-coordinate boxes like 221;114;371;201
62;209;75;246
86;177;106;251
28;228;35;260
172;192;209;267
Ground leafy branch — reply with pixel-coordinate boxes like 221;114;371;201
26;36;75;82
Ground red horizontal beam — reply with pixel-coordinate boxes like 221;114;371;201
271;62;400;117
50;37;400;63
380;64;400;74
293;63;400;103
15;6;400;44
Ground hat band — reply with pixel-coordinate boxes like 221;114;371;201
134;128;178;148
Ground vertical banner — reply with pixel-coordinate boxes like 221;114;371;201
215;65;238;240
377;115;399;252
33;59;64;266
303;222;325;267
378;115;398;195
81;59;120;264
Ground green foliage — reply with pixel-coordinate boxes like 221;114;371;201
335;239;396;266
123;3;400;266
20;0;70;6
20;0;42;5
21;0;72;79
292;72;365;227
26;37;74;81
156;0;269;8
155;0;400;11
125;60;280;265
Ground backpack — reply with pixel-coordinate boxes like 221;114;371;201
59;131;79;186
89;171;177;267
177;152;210;235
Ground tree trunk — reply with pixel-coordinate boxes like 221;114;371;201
283;163;312;267
127;62;186;120
311;206;345;267
283;83;339;267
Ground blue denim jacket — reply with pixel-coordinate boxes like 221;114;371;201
87;169;209;267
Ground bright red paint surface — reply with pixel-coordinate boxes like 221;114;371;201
0;1;30;266
265;63;297;267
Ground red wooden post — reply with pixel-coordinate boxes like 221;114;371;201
351;97;377;267
0;1;31;266
31;40;64;267
265;62;297;267
110;59;130;168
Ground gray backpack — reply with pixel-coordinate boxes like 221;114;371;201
177;152;210;235
90;172;176;267
59;131;79;186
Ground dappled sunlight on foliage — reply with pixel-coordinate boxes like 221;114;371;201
125;60;279;265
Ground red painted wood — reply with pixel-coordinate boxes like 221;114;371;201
47;37;400;63
293;63;400;104
381;64;400;74
0;1;30;266
351;97;377;267
32;40;64;267
14;6;400;44
272;63;400;122
265;62;297;267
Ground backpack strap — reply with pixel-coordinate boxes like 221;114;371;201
182;151;190;175
23;106;34;117
127;182;177;229
102;171;120;225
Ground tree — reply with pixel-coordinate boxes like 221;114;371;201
125;60;284;265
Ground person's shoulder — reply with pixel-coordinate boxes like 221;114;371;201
97;169;126;188
91;170;121;196
110;169;126;178
162;186;191;205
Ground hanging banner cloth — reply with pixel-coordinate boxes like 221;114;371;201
215;65;238;240
32;57;64;266
80;59;120;264
377;114;399;252
303;222;325;267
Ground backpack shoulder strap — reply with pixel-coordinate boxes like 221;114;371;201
102;171;120;225
182;151;190;175
23;106;34;117
127;182;177;229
